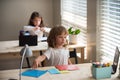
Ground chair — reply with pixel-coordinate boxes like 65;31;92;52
40;51;45;67
69;48;78;64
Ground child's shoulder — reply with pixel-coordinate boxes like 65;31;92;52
46;47;69;54
47;47;55;51
64;46;69;50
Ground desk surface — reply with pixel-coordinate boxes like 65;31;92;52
0;63;119;80
0;40;47;54
0;40;85;54
0;40;86;63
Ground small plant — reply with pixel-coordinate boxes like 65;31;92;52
68;27;80;35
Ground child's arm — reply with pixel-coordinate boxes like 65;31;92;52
68;58;72;65
32;55;46;69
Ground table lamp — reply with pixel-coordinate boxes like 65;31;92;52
19;44;33;80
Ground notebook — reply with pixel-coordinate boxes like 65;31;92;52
55;65;79;71
48;68;60;74
21;69;47;78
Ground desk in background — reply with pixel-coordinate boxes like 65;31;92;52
0;40;85;63
0;63;119;80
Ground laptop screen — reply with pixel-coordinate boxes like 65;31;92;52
112;46;120;74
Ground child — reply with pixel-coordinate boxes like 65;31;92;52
24;11;50;41
32;26;72;68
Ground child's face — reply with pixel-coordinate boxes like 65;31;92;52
32;17;41;27
55;32;67;47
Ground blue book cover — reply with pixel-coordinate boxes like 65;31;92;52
21;69;47;78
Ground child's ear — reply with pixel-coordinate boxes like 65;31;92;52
66;39;69;45
64;39;69;47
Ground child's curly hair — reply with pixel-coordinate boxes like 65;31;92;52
47;26;68;48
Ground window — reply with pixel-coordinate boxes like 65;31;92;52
61;0;87;44
97;0;120;62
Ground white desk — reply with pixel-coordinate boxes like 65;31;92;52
0;40;85;62
0;63;119;80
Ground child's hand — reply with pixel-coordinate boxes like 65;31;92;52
32;55;46;69
32;59;41;69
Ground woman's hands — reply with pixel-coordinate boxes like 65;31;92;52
34;26;40;31
34;26;45;32
40;27;45;32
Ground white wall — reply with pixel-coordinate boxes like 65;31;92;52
87;0;97;62
53;0;61;26
0;0;61;70
0;0;54;41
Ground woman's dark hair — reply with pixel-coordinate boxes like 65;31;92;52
28;11;44;27
47;25;68;48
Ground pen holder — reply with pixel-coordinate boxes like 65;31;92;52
92;65;112;79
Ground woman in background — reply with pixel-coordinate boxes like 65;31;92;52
24;11;50;41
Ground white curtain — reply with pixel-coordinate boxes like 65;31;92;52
97;0;120;62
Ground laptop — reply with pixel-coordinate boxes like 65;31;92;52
111;46;120;74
